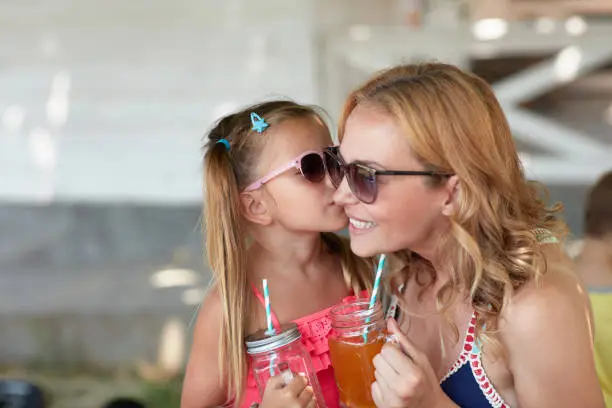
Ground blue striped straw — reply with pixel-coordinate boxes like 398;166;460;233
369;254;386;309
364;254;386;343
262;278;277;376
262;278;274;335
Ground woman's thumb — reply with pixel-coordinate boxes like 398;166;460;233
387;317;402;335
387;318;421;362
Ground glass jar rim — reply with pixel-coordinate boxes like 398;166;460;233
330;299;382;319
245;323;302;355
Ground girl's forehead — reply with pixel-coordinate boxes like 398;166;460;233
255;117;330;170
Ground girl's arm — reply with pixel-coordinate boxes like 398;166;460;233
181;289;228;408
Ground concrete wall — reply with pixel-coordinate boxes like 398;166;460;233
0;0;316;203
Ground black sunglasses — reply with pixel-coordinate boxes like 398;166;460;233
324;146;452;204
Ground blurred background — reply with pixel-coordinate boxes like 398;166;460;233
1;0;611;406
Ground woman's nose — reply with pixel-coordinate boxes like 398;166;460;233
332;175;359;206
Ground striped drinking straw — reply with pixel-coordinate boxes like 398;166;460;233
369;254;386;310
262;278;277;376
262;278;274;335
364;254;386;342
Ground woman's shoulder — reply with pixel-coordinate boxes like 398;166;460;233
499;242;593;358
503;244;588;330
495;245;605;406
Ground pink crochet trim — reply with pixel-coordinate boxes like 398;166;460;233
440;313;511;408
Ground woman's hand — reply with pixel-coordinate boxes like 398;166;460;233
259;374;316;408
371;319;457;408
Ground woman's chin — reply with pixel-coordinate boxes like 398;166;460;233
349;239;381;258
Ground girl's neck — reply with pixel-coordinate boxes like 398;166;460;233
248;227;331;279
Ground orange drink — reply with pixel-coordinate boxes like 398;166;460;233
329;300;385;408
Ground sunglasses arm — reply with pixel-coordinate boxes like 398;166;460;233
243;160;300;192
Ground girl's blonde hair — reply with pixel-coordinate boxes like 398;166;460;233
339;63;566;349
203;100;374;405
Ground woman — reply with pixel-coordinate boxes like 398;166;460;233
325;62;605;407
575;171;612;407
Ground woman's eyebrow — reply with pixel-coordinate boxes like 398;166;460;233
338;149;384;168
346;156;386;168
360;159;385;167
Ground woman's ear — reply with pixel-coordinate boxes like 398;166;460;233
441;175;459;217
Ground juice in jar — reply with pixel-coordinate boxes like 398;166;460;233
329;299;386;408
329;335;385;408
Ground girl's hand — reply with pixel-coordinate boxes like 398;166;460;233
260;374;316;408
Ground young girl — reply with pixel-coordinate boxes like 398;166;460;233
181;101;374;408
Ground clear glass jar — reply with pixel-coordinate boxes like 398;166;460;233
246;323;327;408
329;300;386;408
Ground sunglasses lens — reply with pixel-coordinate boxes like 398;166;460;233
348;165;377;204
324;150;343;187
300;153;325;183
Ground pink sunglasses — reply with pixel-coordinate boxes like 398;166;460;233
243;150;327;192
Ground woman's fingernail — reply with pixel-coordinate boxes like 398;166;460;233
385;333;399;346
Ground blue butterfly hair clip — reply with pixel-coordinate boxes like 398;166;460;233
250;112;269;133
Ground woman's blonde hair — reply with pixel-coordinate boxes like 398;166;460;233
204;100;374;405
339;62;566;349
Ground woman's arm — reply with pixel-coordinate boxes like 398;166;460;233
502;256;604;407
181;288;228;408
